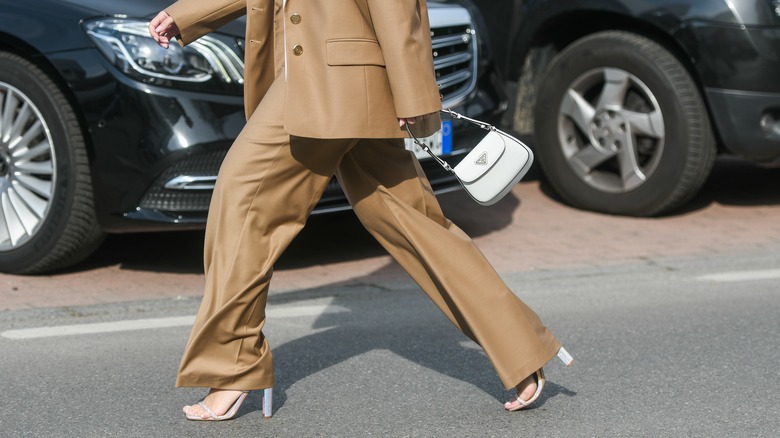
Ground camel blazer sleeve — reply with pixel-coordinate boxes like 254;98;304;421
165;0;277;124
165;0;246;46
365;0;441;119
162;0;442;139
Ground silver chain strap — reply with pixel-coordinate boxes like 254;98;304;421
405;109;497;174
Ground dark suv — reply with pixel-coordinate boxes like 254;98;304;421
470;0;780;216
0;0;506;274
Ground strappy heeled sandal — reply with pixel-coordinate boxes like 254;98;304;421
185;388;273;421
505;369;545;411
504;346;574;411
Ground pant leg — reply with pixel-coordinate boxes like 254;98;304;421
176;78;355;390
335;138;561;390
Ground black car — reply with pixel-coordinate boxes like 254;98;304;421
0;0;507;274
471;0;780;216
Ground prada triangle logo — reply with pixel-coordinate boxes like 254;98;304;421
475;152;488;165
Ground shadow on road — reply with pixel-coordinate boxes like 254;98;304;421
254;279;577;411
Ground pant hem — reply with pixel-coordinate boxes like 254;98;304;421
176;375;275;390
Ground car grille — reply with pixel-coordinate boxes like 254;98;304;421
432;24;478;108
140;22;480;214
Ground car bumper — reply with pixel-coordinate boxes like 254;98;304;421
705;88;780;164
53;49;507;232
685;22;780;162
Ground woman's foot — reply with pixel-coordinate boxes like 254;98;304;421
183;389;248;420
504;369;545;411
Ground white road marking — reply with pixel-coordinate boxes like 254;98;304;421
696;269;780;283
1;304;349;340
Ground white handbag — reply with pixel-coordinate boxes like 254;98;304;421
406;109;534;206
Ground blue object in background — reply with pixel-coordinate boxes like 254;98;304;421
442;119;453;154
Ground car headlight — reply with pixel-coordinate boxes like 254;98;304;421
83;18;244;94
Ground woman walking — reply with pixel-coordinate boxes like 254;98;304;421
148;0;571;421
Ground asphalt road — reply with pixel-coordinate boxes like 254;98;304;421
1;157;780;437
2;247;779;437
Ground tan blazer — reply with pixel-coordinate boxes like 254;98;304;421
166;0;442;138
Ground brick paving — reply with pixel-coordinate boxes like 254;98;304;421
1;157;778;311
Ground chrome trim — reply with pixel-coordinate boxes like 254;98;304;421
437;70;473;90
427;5;472;28
433;51;473;70
432;24;479;109
164;175;217;190
431;34;472;50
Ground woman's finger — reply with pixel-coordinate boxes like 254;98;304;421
148;11;174;47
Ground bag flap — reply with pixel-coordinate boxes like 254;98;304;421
453;131;506;183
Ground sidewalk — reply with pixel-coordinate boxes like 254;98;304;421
1;157;779;311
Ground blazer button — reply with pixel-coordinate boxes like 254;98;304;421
290;13;301;24
292;45;303;56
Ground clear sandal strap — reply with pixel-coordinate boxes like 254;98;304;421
198;401;219;419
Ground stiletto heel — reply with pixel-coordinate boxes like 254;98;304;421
505;369;545;411
557;346;574;366
262;387;273;419
186;390;250;421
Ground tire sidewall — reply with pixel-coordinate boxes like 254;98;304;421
0;54;78;272
535;32;703;216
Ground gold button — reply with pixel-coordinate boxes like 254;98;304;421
290;13;301;24
292;45;303;56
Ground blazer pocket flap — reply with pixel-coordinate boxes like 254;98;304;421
326;39;385;66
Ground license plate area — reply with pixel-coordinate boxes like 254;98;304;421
404;120;453;160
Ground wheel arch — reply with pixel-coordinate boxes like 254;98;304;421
509;9;717;146
0;33;97;164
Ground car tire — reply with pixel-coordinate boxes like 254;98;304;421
534;31;716;216
0;52;104;274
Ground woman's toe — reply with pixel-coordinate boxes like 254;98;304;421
183;404;201;418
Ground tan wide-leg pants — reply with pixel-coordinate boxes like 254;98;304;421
176;77;561;391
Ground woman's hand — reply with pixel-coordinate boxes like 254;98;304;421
399;112;437;128
148;11;180;49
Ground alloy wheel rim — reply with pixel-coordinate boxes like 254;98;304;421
0;82;56;251
556;67;665;194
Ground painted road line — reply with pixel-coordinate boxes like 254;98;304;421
696;269;780;283
1;304;349;340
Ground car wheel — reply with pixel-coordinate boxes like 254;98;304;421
534;31;716;216
0;52;104;274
